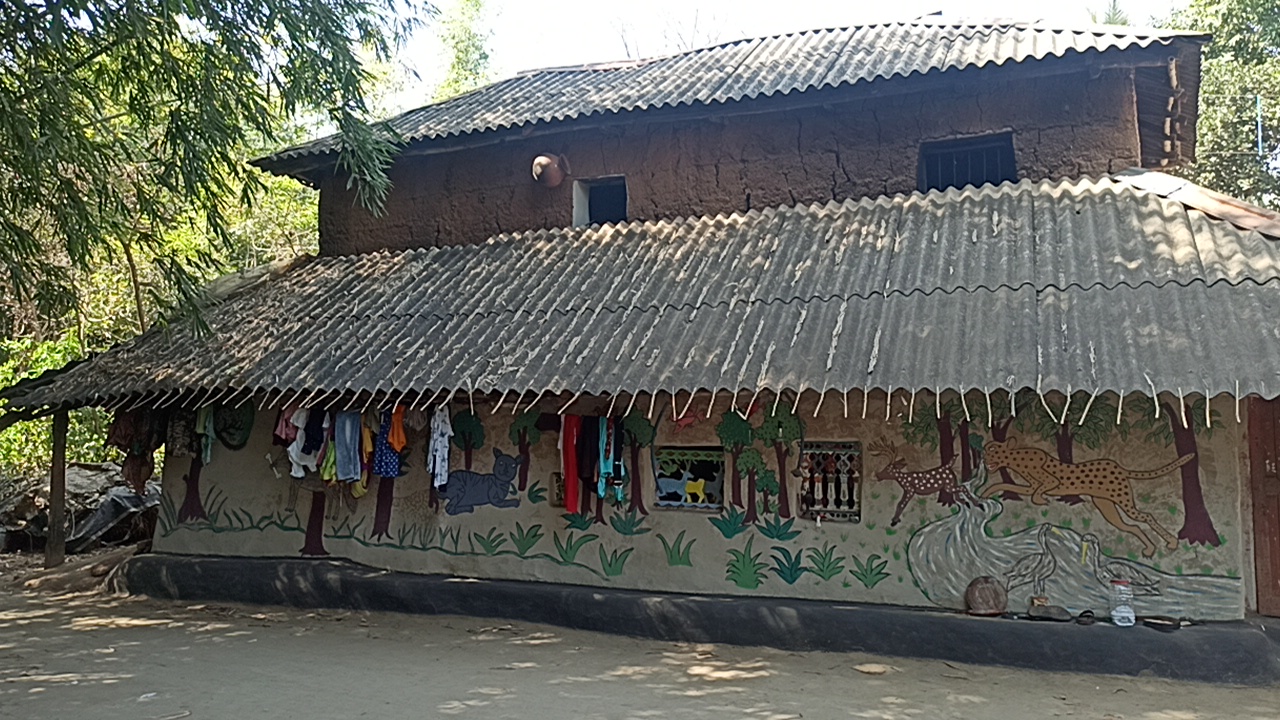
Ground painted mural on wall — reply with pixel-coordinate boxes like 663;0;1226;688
152;388;1247;620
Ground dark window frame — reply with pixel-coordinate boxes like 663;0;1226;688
572;175;628;227
917;133;1017;193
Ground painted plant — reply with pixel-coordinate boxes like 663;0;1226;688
508;410;541;491
622;411;656;515
756;406;804;518
452;410;485;470
715;411;753;507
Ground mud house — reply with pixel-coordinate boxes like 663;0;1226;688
6;19;1280;624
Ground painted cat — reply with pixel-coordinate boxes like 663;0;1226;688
442;447;522;515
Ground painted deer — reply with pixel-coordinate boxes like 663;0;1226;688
868;438;978;526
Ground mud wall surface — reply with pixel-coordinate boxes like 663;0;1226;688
156;389;1247;620
320;69;1142;255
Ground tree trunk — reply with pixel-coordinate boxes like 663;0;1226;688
627;441;647;515
1162;401;1221;546
300;490;329;556
773;442;791;518
937;412;954;465
517;433;530;490
45;411;68;569
745;468;759;523
1056;426;1074;463
429;483;439;511
1054;425;1085;505
992;417;1020;501
177;455;207;522
729;448;742;507
372;475;395;539
464;446;473;470
119;238;147;333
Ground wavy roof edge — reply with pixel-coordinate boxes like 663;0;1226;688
255;20;1208;175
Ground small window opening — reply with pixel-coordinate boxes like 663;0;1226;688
573;176;627;227
918;133;1017;193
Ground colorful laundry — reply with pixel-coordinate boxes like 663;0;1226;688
560;415;581;512
373;409;402;478
334;411;363;482
388;405;408;452
286;408;321;478
427;405;453;487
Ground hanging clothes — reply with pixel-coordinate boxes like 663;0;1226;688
351;423;374;498
318;428;338;482
577;416;600;509
194;406;217;466
612;416;626;502
107;408;165;494
334;411;363;482
287;408;321;478
300;408;326;455
597;416;614;498
273;405;300;446
388;405;408;452
372;409;402;478
560;415;581;511
427;405;453;487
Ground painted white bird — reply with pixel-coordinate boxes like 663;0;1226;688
1081;533;1162;596
1004;524;1057;595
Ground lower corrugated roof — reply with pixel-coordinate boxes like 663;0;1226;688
5;171;1280;411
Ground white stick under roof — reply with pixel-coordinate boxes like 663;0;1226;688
647;391;657;419
1236;381;1241;423
842;389;849;419
984;388;992;428
558;389;582;414
812;389;825;418
791;387;803;414
885;386;893;421
1117;392;1124;425
522;389;546;414
606;390;620;418
678;389;696;419
862;385;870;419
959;388;970;422
623;391;637;418
908;388;916;423
1144;373;1159;418
1178;387;1188;429
1058;389;1071;425
1078;387;1098;426
490;389;510;415
708;388;720;418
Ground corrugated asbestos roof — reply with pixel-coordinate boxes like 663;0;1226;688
260;19;1206;168
7;171;1280;411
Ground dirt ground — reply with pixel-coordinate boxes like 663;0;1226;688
0;552;1277;720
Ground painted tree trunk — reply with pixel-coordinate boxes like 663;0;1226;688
464;447;473;470
991;417;1021;501
773;442;791;518
372;475;395;539
300;490;329;556
745;468;759;523
729;449;742;507
1054;425;1085;505
429;483;439;510
177;456;207;522
517;433;530;490
937;412;954;465
579;477;593;515
627;441;647;515
1162;401;1221;546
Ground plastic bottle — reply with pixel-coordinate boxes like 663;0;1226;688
1110;579;1136;627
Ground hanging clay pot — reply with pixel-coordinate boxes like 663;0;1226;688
531;154;570;187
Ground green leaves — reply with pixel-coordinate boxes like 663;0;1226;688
608;509;651;536
657;530;696;567
725;536;768;589
0;0;425;329
709;506;750;539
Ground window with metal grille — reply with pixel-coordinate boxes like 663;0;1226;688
918;133;1017;192
796;441;862;523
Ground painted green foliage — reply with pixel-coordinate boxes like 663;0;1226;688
553;531;597;563
850;554;891;588
622;411;657;515
609;509;650;536
452;410;485;469
599;546;634;577
657;531;696;567
726;536;768;589
709;506;750;538
806;544;846;581
756;407;805;518
758;515;800;541
508;410;541;490
769;546;808;584
715;412;754;508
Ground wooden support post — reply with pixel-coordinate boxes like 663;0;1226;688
45;410;68;569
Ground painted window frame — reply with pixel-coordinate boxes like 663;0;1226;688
653;446;725;511
796;441;863;523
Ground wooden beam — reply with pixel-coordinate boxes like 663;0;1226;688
44;410;68;569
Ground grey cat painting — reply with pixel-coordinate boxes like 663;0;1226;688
442;448;523;515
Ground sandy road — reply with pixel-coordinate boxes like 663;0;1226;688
0;567;1277;719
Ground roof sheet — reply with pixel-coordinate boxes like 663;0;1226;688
7;171;1280;411
262;20;1205;167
